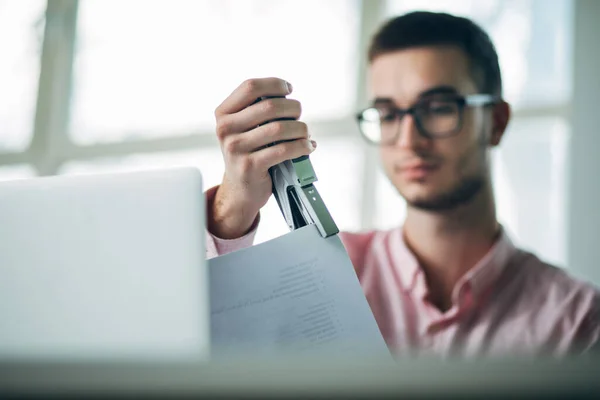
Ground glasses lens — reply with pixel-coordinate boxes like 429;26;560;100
415;99;461;136
358;108;384;143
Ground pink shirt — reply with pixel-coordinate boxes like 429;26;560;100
205;188;600;358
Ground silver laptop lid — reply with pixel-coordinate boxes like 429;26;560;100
0;167;209;362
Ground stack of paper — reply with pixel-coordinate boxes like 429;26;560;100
208;225;390;359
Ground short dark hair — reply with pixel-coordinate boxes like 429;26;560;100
368;11;502;96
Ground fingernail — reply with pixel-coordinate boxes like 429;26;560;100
285;81;293;94
310;140;317;151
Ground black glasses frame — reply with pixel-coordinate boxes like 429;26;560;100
356;94;501;145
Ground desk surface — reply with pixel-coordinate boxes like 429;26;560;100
1;355;599;398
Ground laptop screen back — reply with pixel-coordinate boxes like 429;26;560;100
0;168;209;362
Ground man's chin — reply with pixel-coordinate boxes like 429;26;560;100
403;194;455;212
397;178;485;212
397;186;450;206
407;196;460;212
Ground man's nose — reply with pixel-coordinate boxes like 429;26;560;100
394;114;430;150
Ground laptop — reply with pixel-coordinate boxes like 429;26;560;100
0;167;209;362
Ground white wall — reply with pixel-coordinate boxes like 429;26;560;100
568;0;600;284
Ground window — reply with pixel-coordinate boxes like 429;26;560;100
0;165;36;182
0;0;46;152
60;149;225;189
492;117;568;266
385;0;573;109
69;0;359;144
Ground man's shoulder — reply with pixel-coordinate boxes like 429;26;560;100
499;248;600;354
515;249;599;299
513;249;600;333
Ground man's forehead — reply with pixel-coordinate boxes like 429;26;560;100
366;46;477;104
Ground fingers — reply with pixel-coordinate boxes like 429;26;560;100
250;138;316;171
223;120;310;154
216;98;302;138
215;77;292;117
214;77;317;175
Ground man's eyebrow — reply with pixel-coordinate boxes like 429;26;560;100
372;98;394;106
371;86;460;107
418;85;459;98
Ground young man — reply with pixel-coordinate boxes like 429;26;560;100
205;11;599;357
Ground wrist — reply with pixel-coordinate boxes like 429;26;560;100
207;185;259;240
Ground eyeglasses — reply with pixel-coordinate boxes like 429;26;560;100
355;94;500;145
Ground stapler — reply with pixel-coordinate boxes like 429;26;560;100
255;96;339;238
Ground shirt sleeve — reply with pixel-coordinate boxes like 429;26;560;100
204;185;260;259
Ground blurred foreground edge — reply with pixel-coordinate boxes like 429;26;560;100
1;355;599;399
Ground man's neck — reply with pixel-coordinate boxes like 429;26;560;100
402;184;500;312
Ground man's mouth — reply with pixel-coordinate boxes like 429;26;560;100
395;161;440;180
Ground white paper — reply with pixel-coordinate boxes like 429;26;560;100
208;225;390;358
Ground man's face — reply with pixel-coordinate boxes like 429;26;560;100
368;46;501;211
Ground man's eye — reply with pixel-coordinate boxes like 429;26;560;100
377;110;396;122
425;102;456;115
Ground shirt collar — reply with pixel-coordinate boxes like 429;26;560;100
454;227;517;301
388;225;518;300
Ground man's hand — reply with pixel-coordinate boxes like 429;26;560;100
208;78;316;239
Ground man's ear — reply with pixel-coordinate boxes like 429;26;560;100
490;100;511;146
